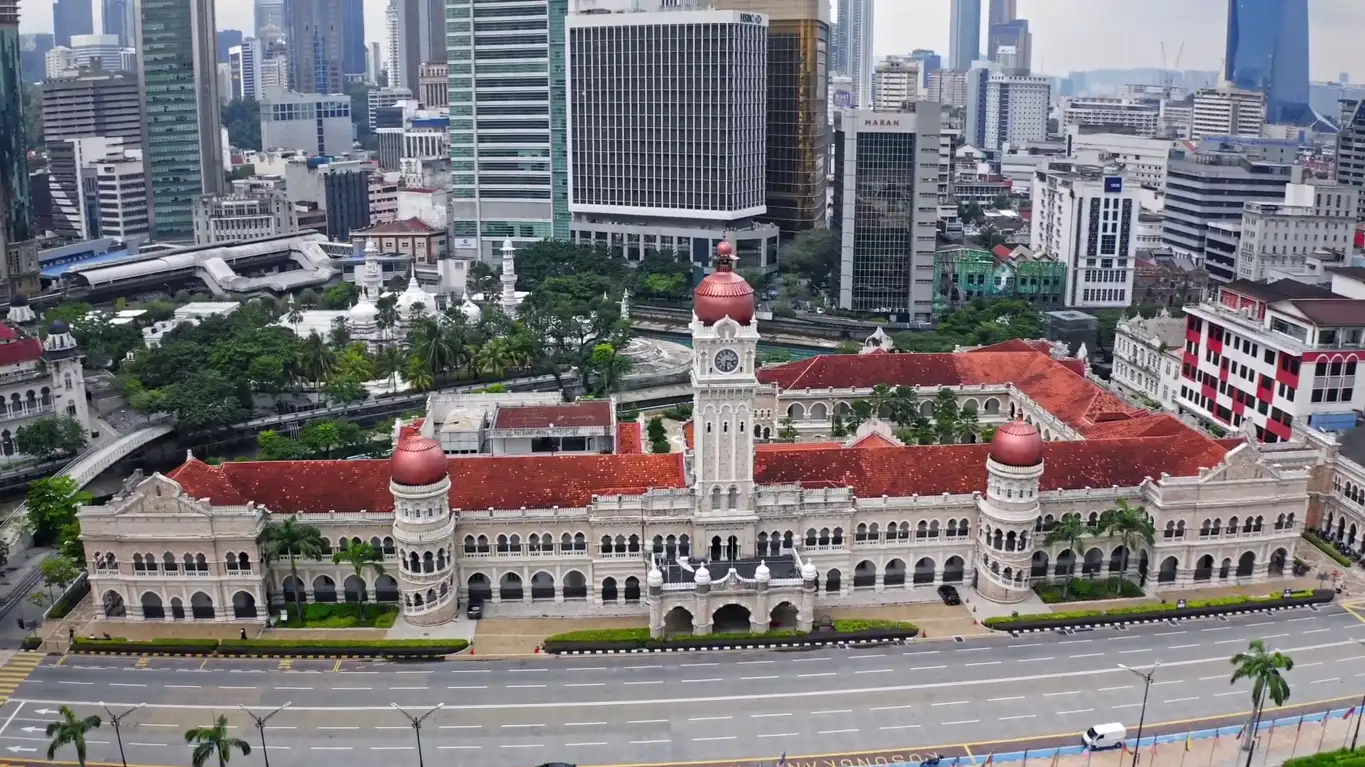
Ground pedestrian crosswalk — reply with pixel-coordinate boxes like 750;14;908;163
0;652;44;704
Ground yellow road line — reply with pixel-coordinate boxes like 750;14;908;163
278;659;292;671
197;657;208;671
332;658;342;672
964;744;976;764
55;655;68;667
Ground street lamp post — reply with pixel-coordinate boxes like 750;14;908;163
391;702;444;767
1119;661;1160;767
99;702;144;767
239;702;292;767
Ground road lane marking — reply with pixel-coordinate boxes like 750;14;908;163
693;736;737;742
751;713;792;718
943;719;980;726
851;654;886;659
817;729;858;735
506;684;546;689
370;746;414;751
1118;649;1152;655
566;742;609;747
390;686;428;691
1155;631;1187;636
630;740;671;744
1305;629;1332;634
128;742;167;747
438;745;481;750
881;724;921;730
1070;654;1104;659
500;744;543;749
318;726;359;730
965;661;1002;667
910;665;948;670
870;705;914;711
624;681;663;686
165;685;201;689
1288;617;1314;622
681;663;720;667
1215;692;1242;697
931;701;968;707
738;660;775;665
274;686;313;691
904;651;940;656
625;665;663;670
1201;627;1230;632
566;683;605;687
1044;691;1080;697
999;715;1036;721
566;722;608;727
311;746;352;750
58;682;93;686
855;669;892;675
374;726;408;730
501;724;543;728
1152;681;1183;686
757;733;800;738
689;716;732;722
799;673;837;678
1019;657;1055;662
1098;686;1133;692
1057;709;1094;715
1058;640;1092;645
791;657;831;662
988;696;1024;702
1262;634;1289;639
1312;677;1343;684
1112;703;1142;709
1012;643;1041;648
1214;639;1244;645
446;686;484;690
1199;676;1224;681
742;676;780;681
1169;644;1200;649
218;686;256;690
439;725;481;729
450;669;491;673
1299;662;1325;668
812;710;853;715
682;678;723;684
628;720;668;725
109;683;146;688
1164;697;1200;703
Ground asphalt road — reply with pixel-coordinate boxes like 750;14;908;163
4;604;1365;767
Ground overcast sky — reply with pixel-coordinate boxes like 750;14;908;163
19;0;1361;82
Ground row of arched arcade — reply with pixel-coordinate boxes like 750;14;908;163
103;591;262;621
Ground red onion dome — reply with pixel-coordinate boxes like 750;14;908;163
989;420;1044;467
391;437;449;486
694;241;755;326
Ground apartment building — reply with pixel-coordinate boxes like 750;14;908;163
1030;162;1140;309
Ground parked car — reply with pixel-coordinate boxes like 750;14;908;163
466;601;484;620
937;584;961;606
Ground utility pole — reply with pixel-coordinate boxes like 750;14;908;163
100;702;144;767
239;702;292;767
391;702;443;767
1120;660;1160;767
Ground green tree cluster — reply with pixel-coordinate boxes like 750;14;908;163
15;416;88;459
221;98;262;151
256;419;387;460
26;475;93;550
646;416;668;454
1041;499;1156;597
41;300;145;370
256;516;327;622
893;298;1046;353
779;229;840;294
834;384;981;445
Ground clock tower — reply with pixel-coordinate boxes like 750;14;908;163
690;241;759;514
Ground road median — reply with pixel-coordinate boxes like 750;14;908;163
982;588;1334;632
542;619;918;654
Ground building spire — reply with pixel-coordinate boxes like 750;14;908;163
500;238;519;318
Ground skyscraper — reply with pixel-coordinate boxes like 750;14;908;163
394;0;444;91
216;29;243;65
137;0;225;241
286;0;343;94
715;0;830;237
447;0;569;259
341;0;365;80
101;0;134;47
254;0;284;39
54;0;94;48
948;0;981;70
1224;0;1311;124
988;18;1031;74
836;0;872;109
988;0;1016;25
0;0;39;298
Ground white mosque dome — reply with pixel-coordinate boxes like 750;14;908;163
349;299;379;326
459;295;483;323
399;276;434;318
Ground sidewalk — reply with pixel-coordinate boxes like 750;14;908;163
0;546;54;649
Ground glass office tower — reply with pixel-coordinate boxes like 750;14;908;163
1224;0;1311;124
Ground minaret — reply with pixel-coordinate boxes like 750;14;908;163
499;238;519;318
42;319;89;434
358;239;384;303
620;289;631;322
390;437;459;625
975;420;1044;604
690;241;759;514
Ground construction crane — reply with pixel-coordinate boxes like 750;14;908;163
1160;41;1185;100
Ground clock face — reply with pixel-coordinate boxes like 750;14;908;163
714;348;740;373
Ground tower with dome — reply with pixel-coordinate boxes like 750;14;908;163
77;240;1310;629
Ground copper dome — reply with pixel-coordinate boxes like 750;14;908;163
391;437;449;486
694;241;755;326
989;420;1043;467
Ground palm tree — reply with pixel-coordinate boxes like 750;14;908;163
1100;499;1157;592
376;345;407;389
405;354;436;391
474;338;515;379
328;316;352;348
256;516;326;621
1230;639;1294;751
409;317;458;381
376;294;400;345
333;540;386;616
296;332;336;385
185;715;252;767
45;706;101;765
846;399;873;432
285;300;304;330
931;387;962;444
866;383;896;420
1043;514;1089;597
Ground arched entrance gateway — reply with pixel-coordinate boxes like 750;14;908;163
711;604;752;634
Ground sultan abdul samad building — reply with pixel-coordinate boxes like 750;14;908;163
80;244;1311;634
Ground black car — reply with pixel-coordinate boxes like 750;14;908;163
466;601;484;620
937;585;961;606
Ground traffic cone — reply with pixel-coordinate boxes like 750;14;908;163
470;647;476;655
534;646;541;654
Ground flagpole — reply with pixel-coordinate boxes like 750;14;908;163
1290;713;1304;760
1318;710;1330;752
1178;734;1188;767
1207;730;1219;767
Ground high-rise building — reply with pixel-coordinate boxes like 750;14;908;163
47;135;126;240
341;0;365;80
447;0;570;259
908;49;940;75
418;62;448;108
984;72;1050;150
830;18;845;75
1060;98;1161;136
385;1;400;87
394;0;444;91
987;19;1030;74
832;106;942;320
367;41;381;85
101;0;133;47
94;151;149;240
1224;0;1310;125
948;0;981;71
1191;85;1266;140
714;0;830;237
1031;162;1140;309
260;92;351;156
215;30;242;65
46;47;76;79
254;0;284;39
988;0;1016;24
1235;183;1359;281
42;72;143;143
0;0;39;298
835;0;873;109
1337;99;1365;218
927;67;970;110
565;1;777;267
228;39;262;101
286;0;342;94
136;0;225;241
873;57;919;112
68;33;124;72
54;0;94;48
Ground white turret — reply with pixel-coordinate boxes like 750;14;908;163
754;560;770;583
399;268;433;319
693;562;711;586
647;565;664;589
500;238;519;319
620;289;631;322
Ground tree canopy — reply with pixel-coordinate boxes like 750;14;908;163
893;298;1046;353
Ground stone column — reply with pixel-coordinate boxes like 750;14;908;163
753;561;771;633
693;564;712;635
647;567;664;639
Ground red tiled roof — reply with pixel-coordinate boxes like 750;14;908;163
756;437;1227;496
756;441;843;452
683;421;695;450
616;421;643;454
492;401;613;430
0;337;44;366
0;324;18;341
849;432;900;448
168;452;688;513
356;217;438;236
992;244;1013;261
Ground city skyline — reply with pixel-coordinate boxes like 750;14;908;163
34;0;1365;84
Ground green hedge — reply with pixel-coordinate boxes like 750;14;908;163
1035;577;1144;603
831;619;918;633
280;603;398;629
19;637;42;651
71;637;221;652
1303;530;1352;566
218;638;466;651
982;590;1317;628
545;627;652;643
48;579;91;621
1284;749;1365;767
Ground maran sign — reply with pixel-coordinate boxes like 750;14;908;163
861;117;905;130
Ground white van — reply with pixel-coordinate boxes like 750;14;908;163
1082;723;1127;750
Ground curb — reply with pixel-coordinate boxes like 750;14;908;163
1001;602;1315;635
555;637;904;656
70;649;460;660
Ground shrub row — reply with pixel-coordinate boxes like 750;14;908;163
70;636;467;657
47;578;91;621
1303;529;1353;567
542;620;919;653
983;590;1329;630
1284;749;1365;767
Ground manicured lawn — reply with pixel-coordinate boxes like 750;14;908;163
1034;576;1144;603
278;603;398;629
